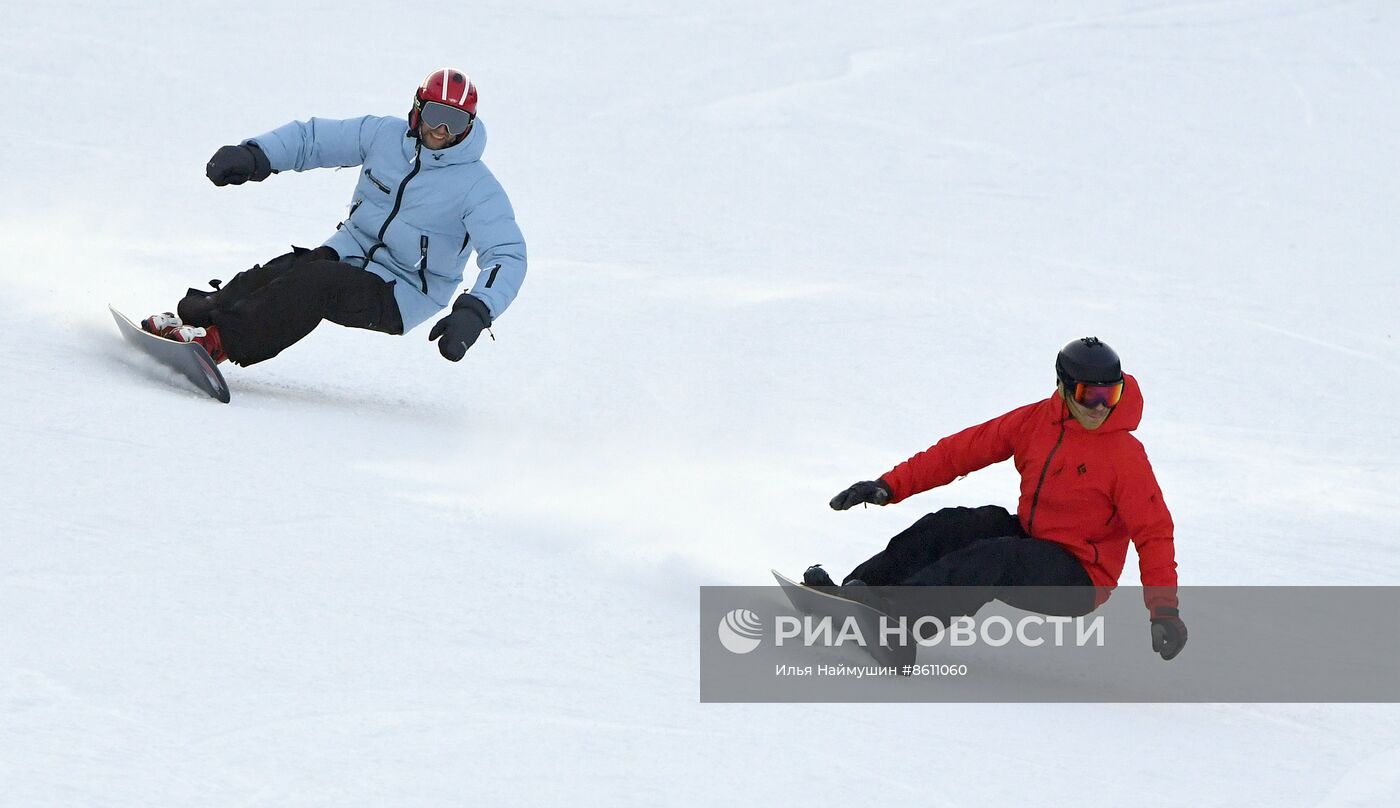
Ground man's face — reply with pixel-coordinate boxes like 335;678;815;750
419;121;455;150
1064;386;1113;430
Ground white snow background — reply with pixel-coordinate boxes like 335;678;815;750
3;0;1400;805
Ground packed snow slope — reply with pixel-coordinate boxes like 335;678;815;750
3;1;1399;805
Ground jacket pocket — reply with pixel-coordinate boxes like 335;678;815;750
365;169;391;194
338;198;363;231
418;235;430;293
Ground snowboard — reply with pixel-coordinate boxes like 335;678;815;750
772;569;917;672
110;306;230;403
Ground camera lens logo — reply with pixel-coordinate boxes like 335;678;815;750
718;609;763;654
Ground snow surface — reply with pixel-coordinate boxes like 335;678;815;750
3;0;1400;805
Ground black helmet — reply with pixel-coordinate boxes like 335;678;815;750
1055;337;1122;387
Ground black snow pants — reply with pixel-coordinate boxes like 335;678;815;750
845;505;1097;630
179;246;404;367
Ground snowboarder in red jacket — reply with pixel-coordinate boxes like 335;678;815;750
810;337;1187;660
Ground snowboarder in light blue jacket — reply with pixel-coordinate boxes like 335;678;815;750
140;68;526;367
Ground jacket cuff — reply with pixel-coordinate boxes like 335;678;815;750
1143;585;1179;614
246;142;274;181
454;293;492;325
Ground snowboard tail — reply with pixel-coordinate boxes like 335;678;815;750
110;306;231;403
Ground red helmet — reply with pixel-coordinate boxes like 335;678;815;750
409;68;478;138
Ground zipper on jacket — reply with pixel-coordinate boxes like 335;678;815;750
1026;421;1067;536
418;235;430;293
363;143;423;275
366;169;391;194
485;264;500;288
377;145;421;243
1085;505;1119;566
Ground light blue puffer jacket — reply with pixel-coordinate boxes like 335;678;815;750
247;116;526;332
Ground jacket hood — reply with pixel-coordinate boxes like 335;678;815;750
404;117;488;167
1048;372;1143;434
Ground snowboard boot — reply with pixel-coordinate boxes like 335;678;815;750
140;311;184;338
802;564;837;587
802;564;844;597
163;323;228;364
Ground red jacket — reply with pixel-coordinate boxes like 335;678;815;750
879;374;1177;613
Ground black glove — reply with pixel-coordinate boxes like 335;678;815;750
1150;607;1188;660
206;143;273;186
829;480;893;511
428;294;492;362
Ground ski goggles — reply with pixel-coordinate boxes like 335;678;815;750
1070;381;1124;408
419;101;475;136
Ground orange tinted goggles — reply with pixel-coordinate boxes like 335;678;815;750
1072;381;1123;408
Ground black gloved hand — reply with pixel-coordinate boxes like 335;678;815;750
206;143;273;186
829;480;893;511
428;294;492;362
1150;607;1188;660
